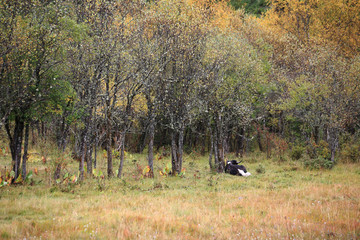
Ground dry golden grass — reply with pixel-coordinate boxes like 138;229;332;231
0;149;359;239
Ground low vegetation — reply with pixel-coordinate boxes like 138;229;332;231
1;146;359;239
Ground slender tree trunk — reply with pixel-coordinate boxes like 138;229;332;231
94;143;97;169
215;114;225;173
79;134;86;181
327;127;339;163
79;114;92;181
279;111;284;136
218;140;225;172
221;138;226;161
148;120;155;176
36;121;41;140
87;144;93;174
15;118;24;179
201;131;206;156
266;133;271;159
117;131;126;178
106;114;113;177
146;92;155;175
178;125;184;173
22;122;30;178
209;131;214;170
5;116;25;180
213;133;220;172
138;131;147;154
257;128;264;152
94;128;99;169
31;123;36;145
41;121;45;138
54;109;70;180
314;126;319;144
171;131;178;175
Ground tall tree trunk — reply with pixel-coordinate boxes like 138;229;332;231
213;133;221;173
54;108;70;180
201;130;206;156
94;128;99;169
138;131;147;154
327;127;339;163
171;131;178;175
257;128;264;152
209;132;214;170
215;114;225;173
31;123;36;145
94;143;97;169
106;113;113;178
5;116;25;180
79;114;91;181
314;126;319;144
87;144;93;174
177;125;184;173
117;131;126;178
146;93;155;175
218;139;225;172
148;120;155;176
41;121;45;138
266;132;271;159
278;111;284;136
14;117;24;179
22;122;30;178
79;133;86;181
36;121;41;140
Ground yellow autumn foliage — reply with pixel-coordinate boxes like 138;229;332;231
261;0;360;56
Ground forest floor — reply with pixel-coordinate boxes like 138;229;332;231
0;147;359;239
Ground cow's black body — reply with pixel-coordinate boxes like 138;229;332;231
225;160;251;177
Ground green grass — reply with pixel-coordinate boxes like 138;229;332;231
0;146;359;239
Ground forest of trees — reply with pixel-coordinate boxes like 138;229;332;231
1;0;359;181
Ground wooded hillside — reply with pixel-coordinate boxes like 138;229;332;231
1;0;359;182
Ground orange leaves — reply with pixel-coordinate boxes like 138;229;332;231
208;0;236;30
262;0;360;56
142;165;152;178
132;164;153;179
146;0;240;35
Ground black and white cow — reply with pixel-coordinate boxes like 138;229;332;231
225;160;251;177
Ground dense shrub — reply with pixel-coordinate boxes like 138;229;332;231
303;156;334;170
340;144;360;163
306;140;331;160
290;145;305;160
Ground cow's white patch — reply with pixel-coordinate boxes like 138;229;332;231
238;169;246;176
244;172;251;177
238;169;251;177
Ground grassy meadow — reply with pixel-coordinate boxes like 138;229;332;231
0;144;359;240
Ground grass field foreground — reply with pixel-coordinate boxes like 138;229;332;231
0;150;359;239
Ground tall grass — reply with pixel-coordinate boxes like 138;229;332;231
0;145;359;239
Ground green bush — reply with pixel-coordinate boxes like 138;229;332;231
316;140;331;160
290;145;305;160
340;144;360;163
306;140;331;160
303;156;334;170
